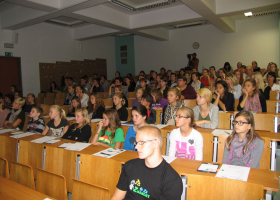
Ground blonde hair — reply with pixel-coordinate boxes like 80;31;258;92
15;97;25;106
72;108;91;132
137;125;163;148
50;105;66;119
253;72;265;92
196;88;212;103
167;87;181;103
113;93;125;106
100;109;121;143
177;106;196;128
226;74;238;86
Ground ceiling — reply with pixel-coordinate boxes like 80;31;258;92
0;0;279;41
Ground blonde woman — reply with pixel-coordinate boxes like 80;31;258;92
42;105;69;137
251;72;265;94
112;93;128;121
62;108;91;142
225;74;242;99
3;97;25;130
193;88;219;129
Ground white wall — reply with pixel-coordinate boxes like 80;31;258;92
134;14;279;74
0;23;116;96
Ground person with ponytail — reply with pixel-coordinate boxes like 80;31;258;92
62;108;91;142
223;111;264;168
112;93;128;121
42;105;69;137
91;109;125;148
168;107;203;161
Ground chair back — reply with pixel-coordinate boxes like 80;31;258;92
40;104;52;115
72;179;110;200
270;91;278;100
35;97;44;104
183;100;197;109
44;97;55;105
0;157;9;178
0;135;17;166
128;92;135;98
127;108;132;121
46;93;56;98
78;154;122;196
38;93;46;98
55;97;65;106
218;112;231;129
201;132;214;163
36;168;68;200
127;98;134;107
217;134;229;163
186;174;263;199
9;161;35;190
234;99;239;111
56;93;67;98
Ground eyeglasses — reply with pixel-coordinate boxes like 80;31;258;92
232;121;250;126
134;139;157;146
173;115;189;119
141;98;148;102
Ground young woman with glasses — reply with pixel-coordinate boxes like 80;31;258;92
222;111;264;168
168;107;203;161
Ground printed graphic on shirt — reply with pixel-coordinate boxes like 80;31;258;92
129;137;136;150
28;123;38;132
129;179;150;198
50;127;64;137
98;135;111;145
175;140;195;160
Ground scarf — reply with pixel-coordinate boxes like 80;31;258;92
243;93;262;112
227;134;257;167
164;102;182;124
8;108;22;124
191;80;201;91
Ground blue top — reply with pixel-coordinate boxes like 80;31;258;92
123;126;136;151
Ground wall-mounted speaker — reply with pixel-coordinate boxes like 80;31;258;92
12;32;18;44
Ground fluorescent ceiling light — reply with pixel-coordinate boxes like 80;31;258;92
244;12;253;17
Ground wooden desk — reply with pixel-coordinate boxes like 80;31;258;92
0;176;56;200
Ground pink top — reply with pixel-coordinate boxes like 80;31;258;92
0;109;10;127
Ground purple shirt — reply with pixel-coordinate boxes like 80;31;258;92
132;99;141;107
152;98;168;108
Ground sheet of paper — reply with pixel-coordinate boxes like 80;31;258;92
30;136;57;144
42;115;50;118
93;148;126;158
0;129;15;134
10;132;35;138
212;129;232;136
66;117;75;121
58;143;75;148
121;122;134;126
197;163;219;173
91;119;102;123
219;111;228;113
10;131;24;135
215;164;251;181
150;124;169;129
65;143;92;151
44;139;61;144
105;106;111;108
162;155;177;164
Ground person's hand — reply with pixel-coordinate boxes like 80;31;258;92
92;142;101;146
97;121;103;133
214;89;220;98
242;88;248;96
110;84;115;88
181;95;185;100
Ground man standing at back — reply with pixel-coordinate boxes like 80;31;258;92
110;126;183;200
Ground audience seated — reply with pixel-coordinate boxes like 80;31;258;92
0;96;10;128
23;93;36;113
26;106;45;134
209;66;218;82
109;77;129;98
48;81;60;93
252;72;265;96
113;85;128;108
151;89;168;110
177;75;196;100
75;85;89;107
185;72;192;85
252;61;261;72
234;68;244;85
212;80;234;111
60;77;69;93
264;72;280;99
191;72;205;91
159;77;169;98
224;62;233;74
245;66;253;79
124;76;136;92
67;96;81;117
225;74;242;100
112;93;128;121
4;94;14;110
64;84;76;105
193;88;219;129
80;76;91;92
168;73;177;87
132;88;144;107
100;75;110;88
141;93;156;124
200;69;212;87
89;78;104;92
87;93;105;119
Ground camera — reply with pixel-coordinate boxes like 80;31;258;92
187;54;192;59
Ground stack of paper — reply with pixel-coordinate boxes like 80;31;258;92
66;117;75;121
44;139;61;144
42;115;50;118
10;131;24;135
30;136;57;144
10;132;35;138
65;143;92;151
215;164;251;181
197;163;219;173
162;155;177;164
0;129;15;134
212;129;232;136
151;124;168;129
58;143;74;148
93;148;126;158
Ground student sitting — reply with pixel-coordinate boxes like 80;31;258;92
64;84;76;105
100;75;110;89
159;77;169;99
75;85;89;107
168;107;203;161
162;87;182;125
67;96;81;117
141;93;156;124
112;93;128;121
26;106;45;134
185;72;192;85
91;109;124;148
225;74;242;100
193;88;219;129
191;72;205;91
237;79;267;112
153;74;161;90
223;111;264;168
23;93;36;113
3;97;25;130
109;77;129;98
89;78;104;93
87;92;105;119
252;72;265;96
177;75;196;100
136;78;151;95
4;94;14;110
111;126;183;200
62;108;91;142
123;105;148;151
113;85;128;108
48;81;60;93
168;73;177;87
132;88;144;107
0;97;10;128
212;80;234;111
42;105;69;137
151;89;168;110
264;72;280;99
125;76;136;92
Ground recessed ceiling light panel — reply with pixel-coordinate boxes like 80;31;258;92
244;12;253;17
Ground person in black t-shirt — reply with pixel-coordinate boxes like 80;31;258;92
112;93;128;121
111;126;183;200
4;97;26;130
62;108;91;142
